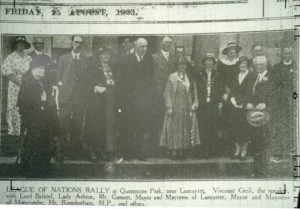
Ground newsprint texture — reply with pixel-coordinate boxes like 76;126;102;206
0;0;299;208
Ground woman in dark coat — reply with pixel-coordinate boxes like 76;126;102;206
195;53;225;158
217;42;242;156
17;59;60;177
84;47;119;161
228;56;256;160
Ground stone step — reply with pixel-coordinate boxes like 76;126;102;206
0;157;292;179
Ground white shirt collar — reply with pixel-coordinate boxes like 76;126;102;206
221;57;239;66
238;70;248;84
283;60;293;65
135;52;143;62
71;51;80;60
161;49;169;56
258;70;267;81
35;49;43;56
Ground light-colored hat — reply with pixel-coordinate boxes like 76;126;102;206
222;42;242;55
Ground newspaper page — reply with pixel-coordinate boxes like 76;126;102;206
0;0;299;208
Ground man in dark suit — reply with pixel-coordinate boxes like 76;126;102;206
194;53;225;158
152;36;175;155
246;56;275;177
29;37;55;95
271;47;296;161
119;38;154;160
56;36;90;160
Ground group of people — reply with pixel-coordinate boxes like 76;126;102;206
1;35;296;177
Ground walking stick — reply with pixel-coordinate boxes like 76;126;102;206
15;124;26;165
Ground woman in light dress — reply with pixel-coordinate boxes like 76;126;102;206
160;55;200;160
1;36;32;136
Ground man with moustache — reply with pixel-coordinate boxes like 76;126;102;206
56;36;89;161
119;38;154;160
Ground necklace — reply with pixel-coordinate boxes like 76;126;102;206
178;72;185;80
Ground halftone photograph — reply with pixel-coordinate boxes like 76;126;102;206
0;30;297;179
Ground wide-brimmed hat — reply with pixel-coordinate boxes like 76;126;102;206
222;42;242;55
12;36;31;50
246;109;271;127
202;52;217;64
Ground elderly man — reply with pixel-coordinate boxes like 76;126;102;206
119;37;154;161
152;36;175;152
271;47;296;161
29;37;54;95
246;56;275;177
56;36;90;160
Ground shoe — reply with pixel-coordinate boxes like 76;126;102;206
115;157;124;164
269;157;281;163
240;143;248;158
234;143;241;157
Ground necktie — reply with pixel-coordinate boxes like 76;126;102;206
252;76;260;95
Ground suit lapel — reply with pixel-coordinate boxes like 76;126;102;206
158;51;168;65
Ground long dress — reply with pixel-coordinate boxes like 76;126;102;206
217;58;239;156
160;72;200;151
1;51;31;136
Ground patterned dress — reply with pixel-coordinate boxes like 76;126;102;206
160;72;200;151
167;80;191;150
1;52;31;136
